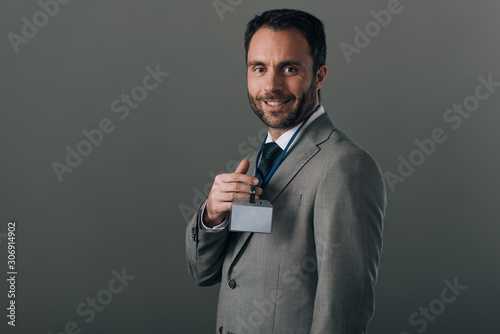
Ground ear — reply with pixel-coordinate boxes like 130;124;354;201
315;65;328;90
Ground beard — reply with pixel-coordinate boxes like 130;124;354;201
248;79;317;130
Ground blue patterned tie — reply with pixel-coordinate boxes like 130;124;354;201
257;142;283;186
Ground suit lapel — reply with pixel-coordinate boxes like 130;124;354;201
265;112;336;204
228;112;336;268
264;134;319;204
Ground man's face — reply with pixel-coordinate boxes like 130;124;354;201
246;27;323;131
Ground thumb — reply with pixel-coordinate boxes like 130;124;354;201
234;159;250;174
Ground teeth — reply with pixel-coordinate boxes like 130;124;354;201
266;101;287;106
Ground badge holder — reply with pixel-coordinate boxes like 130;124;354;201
229;191;273;234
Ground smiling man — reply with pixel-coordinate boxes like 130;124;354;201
246;26;321;138
186;9;387;334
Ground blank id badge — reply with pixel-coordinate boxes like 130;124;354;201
229;198;273;234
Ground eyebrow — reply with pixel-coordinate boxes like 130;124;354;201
247;60;305;68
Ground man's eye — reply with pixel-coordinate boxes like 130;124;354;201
284;67;297;73
254;67;265;73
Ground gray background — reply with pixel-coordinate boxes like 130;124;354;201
1;0;498;333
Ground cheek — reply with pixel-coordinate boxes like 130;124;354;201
287;77;309;92
247;79;261;96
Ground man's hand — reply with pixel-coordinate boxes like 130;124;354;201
203;159;262;228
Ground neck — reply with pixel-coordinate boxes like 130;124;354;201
268;128;288;142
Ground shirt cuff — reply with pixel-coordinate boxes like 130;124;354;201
199;206;229;232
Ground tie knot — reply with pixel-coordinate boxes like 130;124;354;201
262;142;282;160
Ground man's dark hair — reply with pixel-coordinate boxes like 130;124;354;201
244;9;327;100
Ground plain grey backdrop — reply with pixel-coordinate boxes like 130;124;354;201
1;0;498;333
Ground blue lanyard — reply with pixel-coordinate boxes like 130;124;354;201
252;104;321;190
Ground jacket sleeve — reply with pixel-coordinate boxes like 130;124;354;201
185;197;231;286
310;147;387;333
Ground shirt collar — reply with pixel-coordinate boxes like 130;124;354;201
265;105;325;150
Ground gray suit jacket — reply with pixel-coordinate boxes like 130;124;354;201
186;112;387;334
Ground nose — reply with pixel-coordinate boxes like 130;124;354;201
264;70;283;93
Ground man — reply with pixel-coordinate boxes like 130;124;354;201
186;9;387;334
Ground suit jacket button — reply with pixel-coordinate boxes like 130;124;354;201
227;279;236;289
218;326;223;333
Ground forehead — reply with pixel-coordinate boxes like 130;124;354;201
247;27;312;65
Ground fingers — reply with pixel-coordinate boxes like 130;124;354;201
211;181;262;200
205;190;261;224
213;192;261;204
218;182;262;195
216;195;261;212
204;159;263;223
227;159;257;185
234;158;250;174
217;172;259;186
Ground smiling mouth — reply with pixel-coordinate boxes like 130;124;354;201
264;99;292;106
